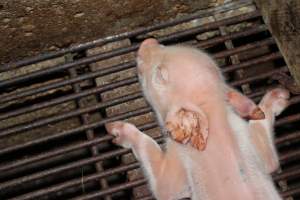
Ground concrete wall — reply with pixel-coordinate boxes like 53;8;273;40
0;0;218;64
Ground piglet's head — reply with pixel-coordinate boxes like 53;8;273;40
137;38;224;151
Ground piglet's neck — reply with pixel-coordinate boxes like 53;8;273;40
204;102;247;172
205;102;236;141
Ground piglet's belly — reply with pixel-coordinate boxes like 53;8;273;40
177;143;269;200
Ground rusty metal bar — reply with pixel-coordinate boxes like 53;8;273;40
0;137;164;193
0;77;139;121
217;19;251;94
0;135;113;172
2;126;298;197
138;196;155;200
71;179;148;200
0;61;281;139
9;162;141;200
276;131;300;146
281;187;300;198
0;24;269;105
0;37;275;122
0;92;143;137
290;95;300;105
247;89;269;99
71;176;299;200
11;179;148;200
0;122;156;172
222;52;282;73
0;107;152;156
0;45;138;89
198;24;267;49
213;37;275;59
273;166;300;182
0;79;292;155
0;10;260;89
1;137;163;200
0;68;286;156
2;130;299;200
158;10;261;44
68;65;111;200
0;0;254;72
276;113;300;127
0;124;156;180
0;65;272;136
2;94;300;175
0;88;300;182
0;148;129;191
0;61;136;104
279;149;300;163
230;66;288;87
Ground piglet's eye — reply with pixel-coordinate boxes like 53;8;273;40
158;66;168;82
153;65;169;85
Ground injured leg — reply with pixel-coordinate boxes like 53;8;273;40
105;121;190;199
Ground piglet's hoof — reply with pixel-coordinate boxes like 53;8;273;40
105;121;139;149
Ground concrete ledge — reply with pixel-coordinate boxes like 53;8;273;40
0;0;217;64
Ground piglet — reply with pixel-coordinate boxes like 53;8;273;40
105;38;289;200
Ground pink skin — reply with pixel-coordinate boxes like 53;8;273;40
105;38;289;200
249;88;290;174
225;87;265;120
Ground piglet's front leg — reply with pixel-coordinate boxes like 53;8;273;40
226;87;265;120
226;87;289;173
105;121;189;200
249;88;290;174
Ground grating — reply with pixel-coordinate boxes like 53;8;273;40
1;0;300;199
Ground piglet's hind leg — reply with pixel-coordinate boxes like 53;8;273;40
105;121;189;200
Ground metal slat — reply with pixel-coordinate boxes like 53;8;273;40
0;24;268;105
0;10;260;89
0;38;276;122
68;65;111;200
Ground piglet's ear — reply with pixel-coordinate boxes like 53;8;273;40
226;88;265;120
165;107;208;151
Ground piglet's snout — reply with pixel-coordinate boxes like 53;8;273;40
141;38;158;46
139;38;159;51
137;38;159;59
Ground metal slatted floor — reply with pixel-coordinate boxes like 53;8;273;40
1;0;300;199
